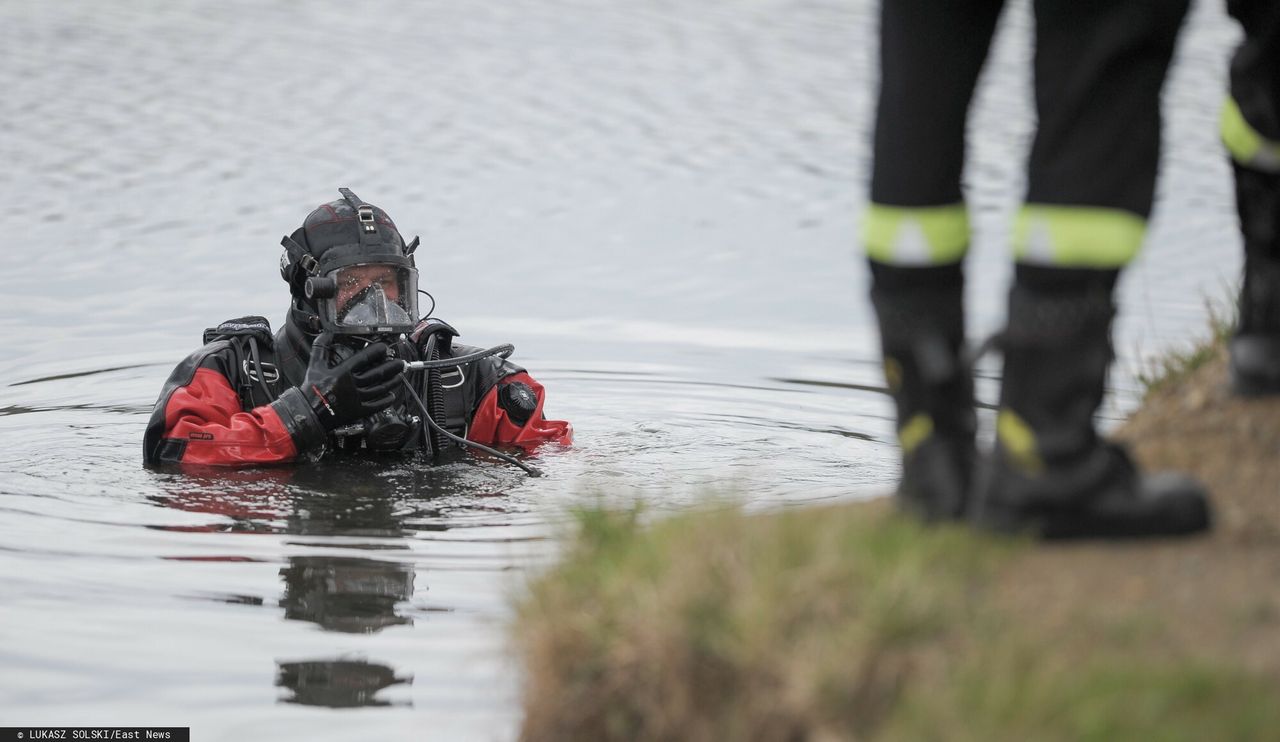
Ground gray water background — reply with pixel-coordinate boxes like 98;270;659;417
0;1;1242;739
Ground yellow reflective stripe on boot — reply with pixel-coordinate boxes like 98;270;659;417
898;413;934;455
863;204;969;266
883;357;904;395
1222;97;1280;173
1012;205;1146;268
996;409;1043;476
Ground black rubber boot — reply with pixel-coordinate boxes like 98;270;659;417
971;268;1211;539
869;262;976;521
1229;163;1280;395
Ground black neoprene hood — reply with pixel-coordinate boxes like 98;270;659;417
278;188;424;337
280;188;415;297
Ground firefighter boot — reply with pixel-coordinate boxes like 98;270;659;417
1230;163;1280;395
971;270;1211;539
870;263;976;521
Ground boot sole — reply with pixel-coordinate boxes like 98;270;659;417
1230;336;1280;396
1229;369;1280;397
972;497;1211;540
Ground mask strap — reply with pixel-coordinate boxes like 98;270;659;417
280;235;318;276
338;187;381;249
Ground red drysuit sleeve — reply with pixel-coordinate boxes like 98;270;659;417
162;367;299;465
467;371;573;450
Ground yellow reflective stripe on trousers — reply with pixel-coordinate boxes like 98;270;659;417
1012;205;1146;268
898;413;934;455
1222;97;1280;173
863;204;968;265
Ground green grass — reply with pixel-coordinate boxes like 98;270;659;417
889;651;1280;742
1135;297;1236;397
512;502;1280;741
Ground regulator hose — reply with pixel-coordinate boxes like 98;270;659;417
425;338;447;455
402;344;514;371
400;376;543;478
399;340;541;477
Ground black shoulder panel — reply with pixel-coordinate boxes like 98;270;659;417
203;315;273;347
410;317;460;354
142;340;235;467
443;342;527;424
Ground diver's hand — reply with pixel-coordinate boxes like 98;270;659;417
268;332;406;454
300;332;404;431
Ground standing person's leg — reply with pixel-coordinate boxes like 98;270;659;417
1223;0;1280;394
866;0;1004;520
972;0;1210;537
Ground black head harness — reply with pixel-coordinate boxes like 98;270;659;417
279;188;421;336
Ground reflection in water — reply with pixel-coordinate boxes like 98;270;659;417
280;556;415;633
156;463;436;707
276;659;412;708
151;456;512;536
149;467;293;533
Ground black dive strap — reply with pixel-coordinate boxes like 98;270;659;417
339;188;382;249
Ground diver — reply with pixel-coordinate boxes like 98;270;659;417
143;188;572;471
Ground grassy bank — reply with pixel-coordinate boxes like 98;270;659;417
1134;299;1235;396
512;341;1280;741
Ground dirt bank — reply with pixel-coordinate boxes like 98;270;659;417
513;343;1280;741
1037;344;1280;675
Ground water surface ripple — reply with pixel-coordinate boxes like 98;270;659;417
0;0;1240;738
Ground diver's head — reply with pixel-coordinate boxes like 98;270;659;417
280;188;421;338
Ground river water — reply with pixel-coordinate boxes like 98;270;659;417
0;1;1242;739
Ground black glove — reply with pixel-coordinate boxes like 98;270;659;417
300;332;403;429
269;332;405;453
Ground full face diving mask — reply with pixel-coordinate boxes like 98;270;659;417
305;259;419;335
284;188;422;337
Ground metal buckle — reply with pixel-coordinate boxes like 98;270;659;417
299;254;320;275
242;359;280;384
440;366;465;389
357;205;376;233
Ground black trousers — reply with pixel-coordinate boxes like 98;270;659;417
1228;0;1280;146
1226;1;1280;310
868;0;1188;269
872;0;1189;218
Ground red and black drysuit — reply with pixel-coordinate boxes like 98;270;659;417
143;316;571;467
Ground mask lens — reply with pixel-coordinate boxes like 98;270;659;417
326;263;418;331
